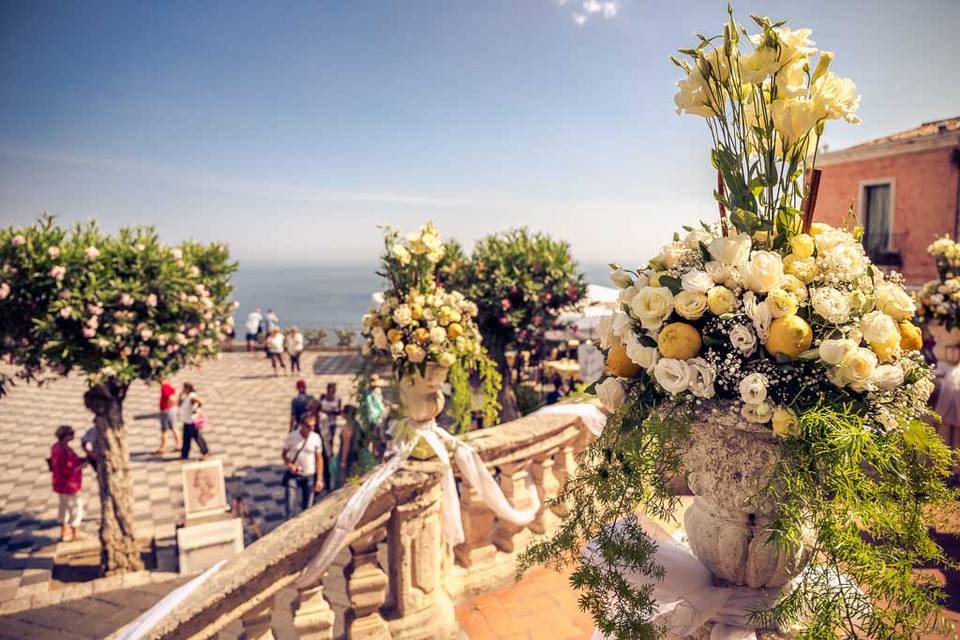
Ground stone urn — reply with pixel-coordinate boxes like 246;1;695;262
398;363;449;459
682;404;812;588
928;321;960;365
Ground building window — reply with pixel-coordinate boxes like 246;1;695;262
862;182;893;258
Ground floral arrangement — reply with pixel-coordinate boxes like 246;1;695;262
361;222;501;429
916;235;960;329
522;10;955;639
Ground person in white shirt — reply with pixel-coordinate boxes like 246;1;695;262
286;326;305;373
245;308;263;352
265;309;280;333
282;412;323;518
267;327;287;375
179;382;210;460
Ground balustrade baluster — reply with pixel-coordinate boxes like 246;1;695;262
492;461;536;553
293;583;335;640
241;598;275;640
454;484;497;568
529;451;561;534
345;528;390;639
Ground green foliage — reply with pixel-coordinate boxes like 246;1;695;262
514;384;544;416
335;327;357;346
444;227;586;358
303;328;328;347
0;215;236;394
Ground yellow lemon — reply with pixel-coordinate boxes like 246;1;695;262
606;342;642;378
766;316;813;359
899;321;922;352
657;322;702;360
410;303;424;320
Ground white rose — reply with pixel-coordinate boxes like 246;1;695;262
708;233;752;267
814;228;850;253
652;242;687;269
687;357;716;399
875;283;916;321
630;286;675;331
729;325;757;356
618;284;640;307
822;243;865;281
372;327;388;350
596;377;627;412
818;338;857;365
741;401;773;424
393;304;413;327
429;326;447;343
405;343;426;363
626;342;660;369
612;312;634;337
704;261;727;284
597;315;617;350
674;290;708;320
839;348;878;392
610;269;634;289
739;372;769;404
684;229;714;250
681;270;714;294
744;251;785;293
871;364;904;390
860;310;898;346
810;287;851;324
653;358;691;395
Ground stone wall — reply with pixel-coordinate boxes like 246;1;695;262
133;408;596;640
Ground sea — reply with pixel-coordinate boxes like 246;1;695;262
230;262;615;332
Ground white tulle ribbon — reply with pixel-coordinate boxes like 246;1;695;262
936;363;960;425
534;402;607;437
587;516;860;640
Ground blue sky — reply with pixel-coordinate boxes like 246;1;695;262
1;0;958;266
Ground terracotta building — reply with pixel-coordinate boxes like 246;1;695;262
814;116;960;285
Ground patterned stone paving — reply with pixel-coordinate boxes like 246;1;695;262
0;349;362;603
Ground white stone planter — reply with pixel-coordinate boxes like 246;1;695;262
682;404;812;588
928;321;960;365
398;362;449;459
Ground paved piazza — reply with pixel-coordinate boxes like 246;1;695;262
0;349;363;603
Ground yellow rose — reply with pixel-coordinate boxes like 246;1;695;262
437;351;457;368
387;328;404;343
870;334;900;363
410;303;424;320
783;254;818;283
657;322;702;360
765;288;798;318
674;290;708;321
772;407;800;438
779;274;808;301
447;322;464;339
790;233;815;259
706;285;737;315
413;327;430;344
899;321;922;352
766;315;813;359
809;222;831;237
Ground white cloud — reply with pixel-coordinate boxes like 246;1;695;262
562;0;619;27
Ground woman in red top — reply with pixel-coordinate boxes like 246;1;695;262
50;425;88;541
155;379;181;455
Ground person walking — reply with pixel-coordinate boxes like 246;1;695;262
318;382;342;490
245;308;263;351
360;375;388;460
265;309;280;334
50;425;89;542
281;412;323;518
286;326;305;373
155;378;180;454
290;379;315;431
267;327;287;375
179;382;210;460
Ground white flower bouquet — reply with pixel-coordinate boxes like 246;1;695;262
917;235;960;330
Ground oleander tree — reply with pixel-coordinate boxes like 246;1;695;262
444;228;586;421
0;215;236;574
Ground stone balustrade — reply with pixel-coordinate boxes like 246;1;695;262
136;408;596;640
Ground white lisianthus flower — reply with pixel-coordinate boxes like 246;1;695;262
741;401;773;424
812;72;861;124
610;269;634;289
681;270;714;294
707;233;752;267
729;325;757;356
874;283;916;321
612;312;634;337
429;326;447;343
822;243;866;281
626;342;660;369
775;57;808;98
630;287;675;331
739;372;769;405
651;242;687;269
770;97;820;146
743;292;773;341
674;290;708;321
393;304;414;327
860;310;898;346
437;351;457;368
739;46;780;83
596;377;627;412
704;261;727;283
686;357;716;399
813;228;850;253
372;327;388;350
818;338;857;365
618;284;640;307
405;343;426;363
391;243;411;265
48;246;60;259
810;287;851;324
871;364;904;390
49;265;66;281
10;234;26;247
596;315;617;350
744;251;785;293
684;229;713;250
653;358;691;395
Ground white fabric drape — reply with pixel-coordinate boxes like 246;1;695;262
534;402;607;437
936;363;960;425
116;559;227;640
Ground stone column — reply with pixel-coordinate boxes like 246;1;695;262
529;452;561;534
293;584;335;640
454;484;497;568
345;528;390;639
550;443;577;518
241;598;275;640
492;461;536;553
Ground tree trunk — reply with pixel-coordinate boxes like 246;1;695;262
84;380;144;575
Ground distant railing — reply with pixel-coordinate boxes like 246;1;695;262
134;408;596;640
